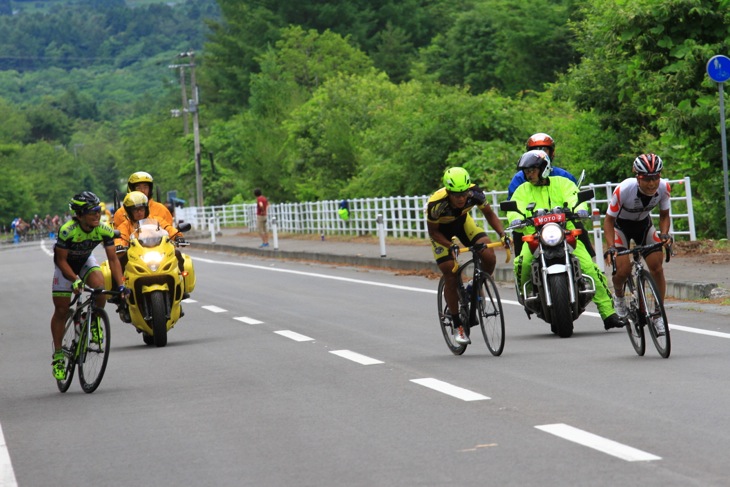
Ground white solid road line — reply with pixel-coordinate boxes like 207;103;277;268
0;424;18;487
329;350;384;365
410;378;490;401
535;423;661;462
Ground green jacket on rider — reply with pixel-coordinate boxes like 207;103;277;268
508;176;616;320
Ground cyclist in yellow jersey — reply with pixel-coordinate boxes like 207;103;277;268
426;167;508;344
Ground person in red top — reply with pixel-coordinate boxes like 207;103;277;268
254;188;269;248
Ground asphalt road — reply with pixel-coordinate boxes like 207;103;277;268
1;244;730;486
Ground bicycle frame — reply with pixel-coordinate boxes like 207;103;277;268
609;242;672;358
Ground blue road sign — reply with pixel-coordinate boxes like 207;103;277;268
707;55;730;83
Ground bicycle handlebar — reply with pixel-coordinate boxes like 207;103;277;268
606;241;672;275
451;239;511;273
70;286;125;306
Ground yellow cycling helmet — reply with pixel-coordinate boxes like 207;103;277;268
127;171;154;193
123;191;150;221
442;167;471;193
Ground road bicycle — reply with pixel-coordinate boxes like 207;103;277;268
608;241;672;358
437;239;510;356
56;286;122;393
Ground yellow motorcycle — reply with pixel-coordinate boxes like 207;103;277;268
101;218;195;347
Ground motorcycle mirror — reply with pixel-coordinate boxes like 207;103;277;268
178;222;192;233
499;200;518;212
113;229;121;239
577;189;595;205
526;202;536;214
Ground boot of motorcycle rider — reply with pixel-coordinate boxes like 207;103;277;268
510;150;625;331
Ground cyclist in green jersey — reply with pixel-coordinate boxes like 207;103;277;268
50;192;126;381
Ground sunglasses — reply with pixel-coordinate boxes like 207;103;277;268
81;205;102;215
637;174;661;181
447;190;469;197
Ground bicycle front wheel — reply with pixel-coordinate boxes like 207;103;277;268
437;275;468;356
78;308;111;393
56;311;77;393
639;271;671;358
623;280;646;356
478;274;505;356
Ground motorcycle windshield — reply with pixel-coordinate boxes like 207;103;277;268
133;219;167;247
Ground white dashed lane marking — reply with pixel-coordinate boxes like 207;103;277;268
202;305;227;313
274;330;314;342
329;350;384;365
233;316;264;325
535;423;661;462
410;378;490;401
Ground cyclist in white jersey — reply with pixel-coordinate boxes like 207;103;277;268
603;154;672;325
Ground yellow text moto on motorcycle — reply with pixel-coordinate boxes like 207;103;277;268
101;193;195;347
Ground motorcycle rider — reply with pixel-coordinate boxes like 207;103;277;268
426;167;509;345
603;153;672;335
50;191;126;380
507;150;625;331
113;171;173;229
115;191;185;273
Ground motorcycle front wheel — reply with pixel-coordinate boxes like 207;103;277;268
547;274;574;338
149;291;168;348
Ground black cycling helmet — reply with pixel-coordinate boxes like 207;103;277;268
69;191;101;215
518;149;552;180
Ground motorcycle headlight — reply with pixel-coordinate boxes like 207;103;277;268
142;251;163;272
540;222;564;247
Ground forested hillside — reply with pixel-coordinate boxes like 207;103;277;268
1;0;729;238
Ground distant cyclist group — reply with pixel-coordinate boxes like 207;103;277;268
427;133;672;345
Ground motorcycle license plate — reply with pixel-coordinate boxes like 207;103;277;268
532;212;566;226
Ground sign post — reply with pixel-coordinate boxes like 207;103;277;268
707;54;730;238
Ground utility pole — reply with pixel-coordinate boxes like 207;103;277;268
169;51;204;207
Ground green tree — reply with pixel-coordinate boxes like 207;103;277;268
559;0;730;237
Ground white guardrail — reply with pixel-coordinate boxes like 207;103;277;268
176;177;696;251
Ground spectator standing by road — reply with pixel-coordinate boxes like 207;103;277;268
254;188;269;248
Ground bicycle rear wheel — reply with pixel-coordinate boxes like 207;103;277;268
56;311;77;393
623;280;646;356
78;308;111;393
437;274;468;356
639;271;670;358
478;274;505;356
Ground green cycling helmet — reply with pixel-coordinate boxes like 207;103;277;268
443;167;471;193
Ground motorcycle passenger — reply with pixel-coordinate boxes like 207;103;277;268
507;133;578;199
115;191;185;273
113;171;173;229
50;191;126;380
603;153;672;335
426;167;508;345
507;150;624;331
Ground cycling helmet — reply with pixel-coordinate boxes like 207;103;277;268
526;133;555;158
442;167;472;193
123;191;150;220
633;153;663;176
127;171;154;193
518;149;552;180
69;191;101;215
